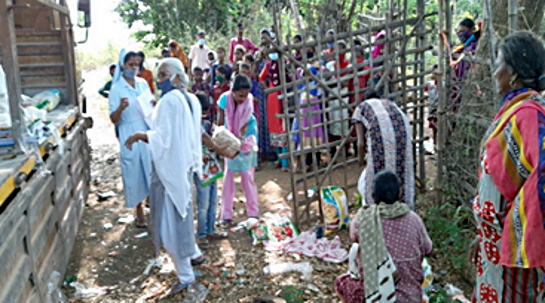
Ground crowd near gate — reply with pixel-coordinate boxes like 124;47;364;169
266;0;435;227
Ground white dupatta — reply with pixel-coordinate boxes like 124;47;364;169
147;89;202;219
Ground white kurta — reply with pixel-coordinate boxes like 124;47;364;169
148;89;202;261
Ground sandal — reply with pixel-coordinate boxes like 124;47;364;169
198;238;209;248
167;282;191;296
135;218;147;228
207;231;228;240
218;220;235;228
191;255;206;266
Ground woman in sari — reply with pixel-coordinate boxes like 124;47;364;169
335;170;432;303
448;18;480;133
470;31;545;303
169;40;189;71
353;90;415;208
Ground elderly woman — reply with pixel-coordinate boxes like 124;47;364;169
335;170;432;303
353;91;415;208
125;58;213;295
108;49;152;227
471;31;545;303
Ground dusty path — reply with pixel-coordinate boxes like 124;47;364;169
64;69;359;302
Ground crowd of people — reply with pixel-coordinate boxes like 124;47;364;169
99;19;545;302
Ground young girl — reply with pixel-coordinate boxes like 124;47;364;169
218;74;259;224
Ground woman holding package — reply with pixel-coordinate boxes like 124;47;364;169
109;48;152;227
124;58;216;295
471;31;545;303
218;74;259;225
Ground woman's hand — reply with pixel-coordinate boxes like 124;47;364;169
118;98;130;111
125;132;147;150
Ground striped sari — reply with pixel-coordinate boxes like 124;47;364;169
473;89;545;303
352;98;415;208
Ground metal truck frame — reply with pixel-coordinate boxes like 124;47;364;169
0;0;92;301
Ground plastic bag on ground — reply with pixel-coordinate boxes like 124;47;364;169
320;186;350;234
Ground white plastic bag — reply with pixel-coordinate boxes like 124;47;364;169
0;65;10;128
33;89;61;112
358;169;367;203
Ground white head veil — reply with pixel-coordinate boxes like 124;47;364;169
112;48;128;85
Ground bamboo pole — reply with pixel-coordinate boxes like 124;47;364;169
264;13;438;54
416;0;427;186
436;0;447;200
273;0;299;229
508;0;517;34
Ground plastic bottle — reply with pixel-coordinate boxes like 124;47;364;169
182;282;209;303
46;271;68;303
263;262;313;280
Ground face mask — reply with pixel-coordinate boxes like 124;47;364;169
216;75;224;83
327;42;335;49
269;53;279;61
156;74;177;96
199;38;205;45
123;69;137;79
458;30;471;43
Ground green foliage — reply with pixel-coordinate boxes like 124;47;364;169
115;0;278;52
422;199;475;272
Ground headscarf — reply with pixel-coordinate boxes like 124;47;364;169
169;40;188;68
226;91;253;137
357;202;410;302
112;48;127;85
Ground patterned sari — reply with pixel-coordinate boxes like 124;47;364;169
473;89;545;303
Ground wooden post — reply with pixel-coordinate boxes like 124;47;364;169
273;0;299;228
484;0;498;93
60;0;77;106
436;0;447;200
508;0;517;34
0;0;24;151
416;0;427;185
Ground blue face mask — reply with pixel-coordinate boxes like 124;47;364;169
123;69;137;79
198;38;206;45
327;42;335;49
269;52;279;61
156;75;176;96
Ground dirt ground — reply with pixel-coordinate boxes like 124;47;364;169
64;70;362;302
64;69;439;302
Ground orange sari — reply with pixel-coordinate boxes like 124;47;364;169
169;40;188;69
138;68;155;93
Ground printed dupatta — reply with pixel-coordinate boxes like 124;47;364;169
483;90;545;268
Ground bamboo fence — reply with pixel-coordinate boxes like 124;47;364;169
267;0;433;227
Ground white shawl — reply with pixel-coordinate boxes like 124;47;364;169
147;89;202;219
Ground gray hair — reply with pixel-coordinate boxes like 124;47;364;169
159;58;189;88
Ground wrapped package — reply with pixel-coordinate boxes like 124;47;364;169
320;186;350;234
212;125;241;159
33;89;61;112
200;145;224;187
263;213;298;243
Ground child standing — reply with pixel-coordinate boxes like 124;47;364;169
191;66;213;119
217;74;259;224
194;93;228;247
